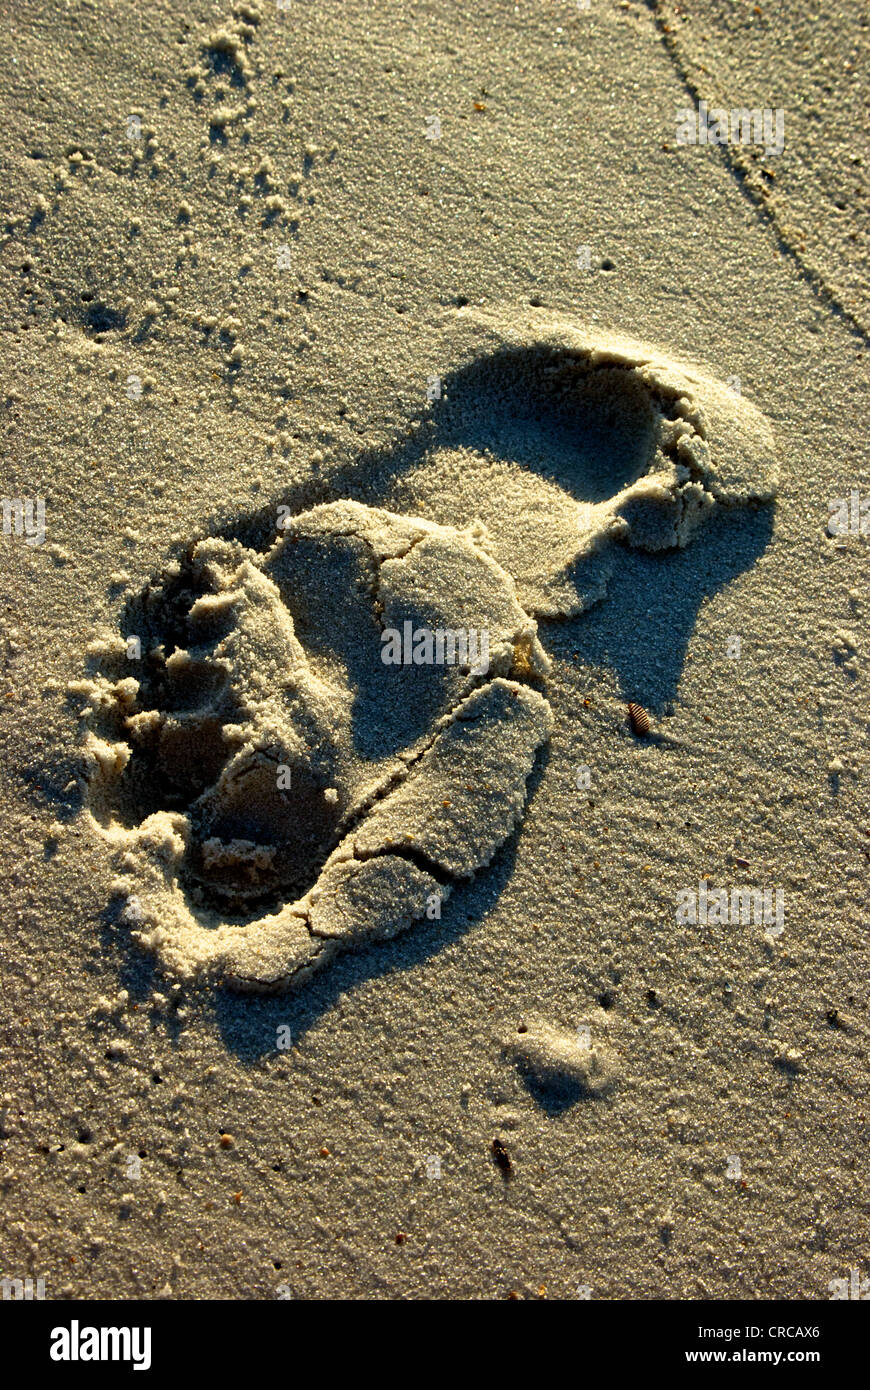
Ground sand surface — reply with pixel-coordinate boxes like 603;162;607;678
1;0;868;1300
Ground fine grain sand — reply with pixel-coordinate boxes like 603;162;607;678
1;0;868;1300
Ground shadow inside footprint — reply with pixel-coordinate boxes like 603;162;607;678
409;347;659;502
265;527;480;761
324;346;660;513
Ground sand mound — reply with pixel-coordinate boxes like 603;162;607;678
506;1015;619;1099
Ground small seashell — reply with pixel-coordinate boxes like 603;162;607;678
627;702;650;736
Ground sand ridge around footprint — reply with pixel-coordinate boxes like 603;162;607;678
75;500;552;991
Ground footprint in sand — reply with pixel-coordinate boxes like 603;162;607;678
74;309;777;992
